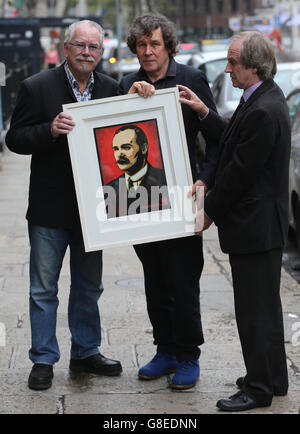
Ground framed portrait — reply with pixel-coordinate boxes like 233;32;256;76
63;87;197;252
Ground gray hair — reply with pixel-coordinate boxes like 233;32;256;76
64;20;104;47
230;31;277;80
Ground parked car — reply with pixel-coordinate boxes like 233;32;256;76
106;43;139;79
211;72;242;118
188;52;227;86
211;62;300;119
286;88;300;249
101;38;118;75
175;42;200;65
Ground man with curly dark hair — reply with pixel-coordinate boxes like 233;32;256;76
119;13;218;390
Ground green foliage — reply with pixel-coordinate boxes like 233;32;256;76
100;0;179;34
87;0;100;14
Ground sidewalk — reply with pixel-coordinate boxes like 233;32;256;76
0;149;299;414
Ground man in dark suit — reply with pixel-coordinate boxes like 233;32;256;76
179;31;290;411
5;20;150;391
106;124;170;217
119;13;218;389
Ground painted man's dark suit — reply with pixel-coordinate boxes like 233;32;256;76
201;79;291;405
106;163;170;218
119;58;218;361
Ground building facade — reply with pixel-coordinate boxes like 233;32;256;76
170;0;258;40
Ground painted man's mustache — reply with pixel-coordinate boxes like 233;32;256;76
117;157;130;165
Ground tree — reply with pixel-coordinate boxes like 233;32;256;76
100;0;178;34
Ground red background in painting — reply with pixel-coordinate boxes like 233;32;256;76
94;119;164;185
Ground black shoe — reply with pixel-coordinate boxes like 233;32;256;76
69;353;122;376
28;363;53;390
216;390;271;412
236;376;288;396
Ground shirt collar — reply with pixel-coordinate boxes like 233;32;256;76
243;80;263;102
126;163;148;182
64;61;94;92
137;56;176;83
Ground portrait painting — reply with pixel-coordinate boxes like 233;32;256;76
63;88;195;251
94;119;171;218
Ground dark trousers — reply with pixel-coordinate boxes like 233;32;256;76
229;248;288;404
134;235;204;361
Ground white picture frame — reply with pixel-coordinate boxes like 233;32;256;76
63;87;196;251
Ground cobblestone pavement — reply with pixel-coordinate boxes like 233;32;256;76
0;150;299;415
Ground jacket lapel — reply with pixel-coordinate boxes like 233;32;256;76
223;79;274;142
216;79;275;175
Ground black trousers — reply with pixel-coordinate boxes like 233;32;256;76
134;235;204;361
229;248;288;404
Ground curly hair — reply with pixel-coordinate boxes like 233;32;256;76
126;13;178;56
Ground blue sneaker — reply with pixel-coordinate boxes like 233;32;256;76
171;360;200;389
138;352;179;380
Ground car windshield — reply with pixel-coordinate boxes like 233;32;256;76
119;46;135;59
275;68;300;96
287;90;300;127
199;58;227;83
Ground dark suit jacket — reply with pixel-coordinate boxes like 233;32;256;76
119;58;218;187
6;63;119;229
202;79;291;254
105;163;170;218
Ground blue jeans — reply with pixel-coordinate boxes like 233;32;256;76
28;224;103;365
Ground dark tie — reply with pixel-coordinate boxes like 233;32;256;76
230;96;245;123
236;96;245;114
127;177;134;191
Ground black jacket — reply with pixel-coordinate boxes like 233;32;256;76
6;64;119;229
119;58;218;187
202;79;291;254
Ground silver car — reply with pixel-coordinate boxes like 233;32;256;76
212;62;300;119
287;88;300;249
188;52;227;87
175;42;200;65
105;43;140;79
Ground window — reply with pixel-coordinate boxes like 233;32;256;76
200;58;227;85
292;104;300;136
244;0;252;12
217;0;224;14
205;0;210;13
211;73;224;104
230;0;238;12
287;90;300;131
182;0;187;16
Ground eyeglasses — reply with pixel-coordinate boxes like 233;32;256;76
68;42;102;53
